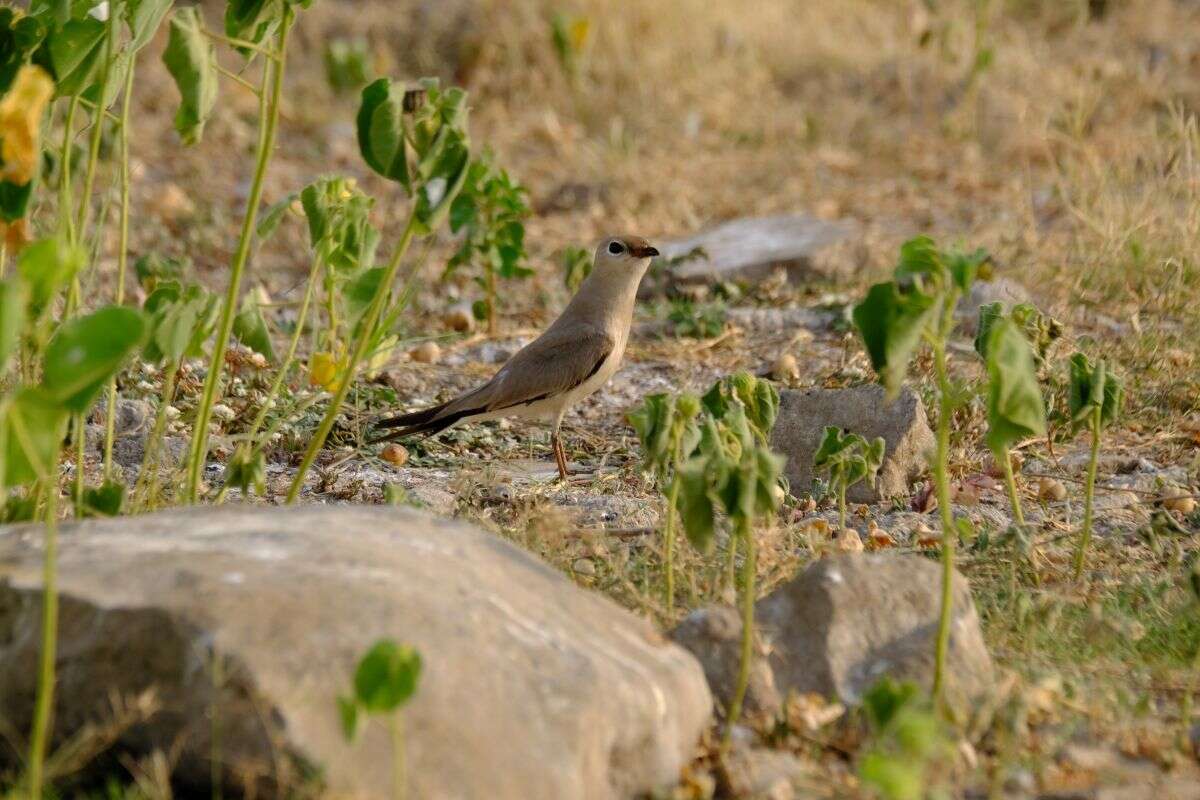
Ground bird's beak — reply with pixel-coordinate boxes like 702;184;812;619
630;244;660;258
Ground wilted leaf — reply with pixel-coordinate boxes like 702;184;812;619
852;280;936;398
983;317;1046;453
356;78;410;187
125;0;172;52
162;7;218;146
18;236;84;315
0;278;26;371
232;291;276;362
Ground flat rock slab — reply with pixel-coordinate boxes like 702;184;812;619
0;506;711;799
657;215;858;286
769;385;934;502
673;555;994;718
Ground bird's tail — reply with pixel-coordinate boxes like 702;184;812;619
369;399;484;444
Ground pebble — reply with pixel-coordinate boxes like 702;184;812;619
571;558;596;577
772;352;800;382
1160;487;1196;515
442;302;475;333
409;341;441;364
1038;477;1067;501
381;443;409;467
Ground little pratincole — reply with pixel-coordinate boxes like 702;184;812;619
374;236;660;479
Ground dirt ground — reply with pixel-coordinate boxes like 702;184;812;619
39;0;1200;796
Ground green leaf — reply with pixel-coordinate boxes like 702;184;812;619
43;305;147;413
42;16;105;96
232;291;276;362
224;448;266;495
0;10;48;95
162;7;218;146
0;386;68;486
356;78;410;187
852;280;936;398
125;0;173;52
675;458;717;555
337;695;359;742
134;252;188;290
858;752;923;800
81;479;125;516
983;317;1046;453
973;301;1003;359
0;278;27;372
0;178;35;223
257;191;299;240
1068;351;1122;431
18;237;84;316
352;639;422;713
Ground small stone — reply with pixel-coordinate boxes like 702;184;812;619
571;558;596;577
772;353;800;382
409;341;441;364
248;352;268;370
836;528;864;553
1038;477;1068;501
155;182;195;222
867;521;895;549
442;302;475;333
381;443;409;467
1160;487;1196;515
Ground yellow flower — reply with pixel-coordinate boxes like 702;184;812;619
0;65;54;186
309;351;340;391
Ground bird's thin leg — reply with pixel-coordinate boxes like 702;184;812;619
551;429;569;480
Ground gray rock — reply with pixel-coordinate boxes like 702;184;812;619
0;506;711;799
957;278;1033;334
109;431;189;470
769;385;934;502
722;747;816;800
89;397;153;437
658;215;858;286
672;556;993;718
669;605;780;718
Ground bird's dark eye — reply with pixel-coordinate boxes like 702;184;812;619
608;241;624;255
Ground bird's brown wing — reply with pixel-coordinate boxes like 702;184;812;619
374;323;614;439
464;322;615;413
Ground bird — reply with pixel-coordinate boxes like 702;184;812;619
373;235;660;480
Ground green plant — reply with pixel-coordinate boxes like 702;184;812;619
1067;351;1122;580
975;312;1046;528
339;640;422;800
852;235;990;707
220;174;378;500
666;298;726;339
627;392;702;618
813;426;885;533
549;12;590;80
285;77;470;502
445;150;531;334
0;237;146;798
857;678;950;800
180;0;309;504
560;244;591;292
324;37;370;93
975;301;1062;369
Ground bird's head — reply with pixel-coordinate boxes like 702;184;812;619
592;235;660;279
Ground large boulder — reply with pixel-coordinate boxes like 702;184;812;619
770;385;934;502
673;555;994;718
0;506;711;799
657;214;858;287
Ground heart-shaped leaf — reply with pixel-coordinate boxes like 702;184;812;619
162;7;218;146
352;639;422;713
43;305;147;412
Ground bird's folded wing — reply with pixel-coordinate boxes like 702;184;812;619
474;323;614;412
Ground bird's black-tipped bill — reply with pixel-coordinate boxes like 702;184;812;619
631;244;660;258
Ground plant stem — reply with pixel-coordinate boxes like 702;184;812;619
72;414;85;517
285;217;419;503
102;57;138;482
930;294;959;708
217;254;321;502
998;447;1025;528
723;517;756;747
837;480;847;532
27;468;61;799
486;260;497;335
75;10;117;242
184;12;293;503
59;96;80;243
663;473;679;619
391;712;407;800
1072;408;1102;581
